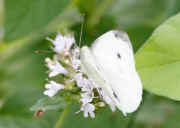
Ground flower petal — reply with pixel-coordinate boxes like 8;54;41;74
43;90;56;97
44;81;65;97
45;58;67;77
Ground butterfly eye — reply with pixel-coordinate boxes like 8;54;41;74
117;53;121;59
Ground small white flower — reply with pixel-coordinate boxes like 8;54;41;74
73;73;85;87
99;89;116;112
72;47;80;57
45;57;67;77
80;92;93;105
43;81;65;97
81;103;95;118
47;33;75;53
73;73;92;89
74;73;95;100
103;95;116;112
73;72;96;118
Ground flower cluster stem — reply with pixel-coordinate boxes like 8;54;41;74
55;105;70;128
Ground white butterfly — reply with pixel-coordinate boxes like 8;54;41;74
80;30;143;115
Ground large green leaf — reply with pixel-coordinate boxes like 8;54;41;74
135;13;180;100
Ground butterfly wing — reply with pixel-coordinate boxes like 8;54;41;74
81;30;142;115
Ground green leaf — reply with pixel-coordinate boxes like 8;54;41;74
135;12;180;100
4;0;77;42
31;97;67;112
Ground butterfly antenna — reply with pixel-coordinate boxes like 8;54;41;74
79;13;85;47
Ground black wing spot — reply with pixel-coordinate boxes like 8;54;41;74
97;66;101;71
117;53;121;59
114;32;120;38
113;31;130;43
113;92;118;98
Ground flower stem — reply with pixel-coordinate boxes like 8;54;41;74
55;105;70;128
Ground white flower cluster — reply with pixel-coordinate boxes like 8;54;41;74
43;32;115;118
43;33;74;97
73;73;95;118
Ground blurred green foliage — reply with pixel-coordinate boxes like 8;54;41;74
1;0;180;128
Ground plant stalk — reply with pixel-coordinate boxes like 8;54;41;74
55;105;70;128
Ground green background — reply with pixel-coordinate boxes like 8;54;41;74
1;0;180;127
